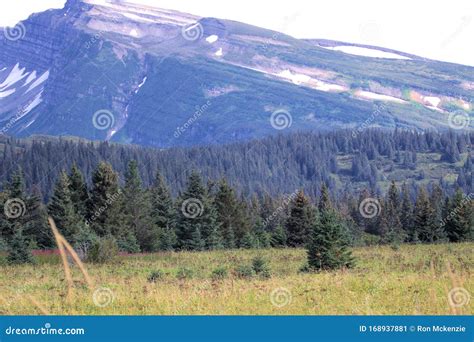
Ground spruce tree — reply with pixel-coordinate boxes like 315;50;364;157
271;225;287;247
123;160;154;251
68;164;89;219
414;187;446;243
176;171;218;250
306;188;354;270
381;181;405;243
445;189;473;242
214;179;239;248
48;171;83;242
24;186;52;248
151;171;177;251
318;184;332;213
2;169;28;241
176;171;208;250
7;228;34;264
286;190;314;247
89;162;121;236
400;182;414;240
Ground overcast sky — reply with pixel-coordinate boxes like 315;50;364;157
0;0;473;66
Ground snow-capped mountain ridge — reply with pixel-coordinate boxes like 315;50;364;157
0;0;472;146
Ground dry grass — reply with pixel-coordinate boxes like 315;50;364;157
0;243;472;315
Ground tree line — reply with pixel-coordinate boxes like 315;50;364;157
1;129;472;201
0;161;472;266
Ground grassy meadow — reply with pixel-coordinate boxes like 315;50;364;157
0;243;472;315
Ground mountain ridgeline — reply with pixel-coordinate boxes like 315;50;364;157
0;0;472;148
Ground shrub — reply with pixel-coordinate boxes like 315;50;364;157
86;236;118;263
307;209;354;271
234;264;255;279
176;267;194;280
0;238;8;252
148;270;165;283
299;263;311;273
211;267;228;280
361;233;382;246
251;256;271;279
7;229;34;265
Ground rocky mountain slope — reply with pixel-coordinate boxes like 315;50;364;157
0;0;472;147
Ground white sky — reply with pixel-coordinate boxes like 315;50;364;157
0;0;473;66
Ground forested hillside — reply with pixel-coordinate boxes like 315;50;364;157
1;129;473;257
0;161;472;257
0;129;472;200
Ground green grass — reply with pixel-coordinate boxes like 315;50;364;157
0;243;472;315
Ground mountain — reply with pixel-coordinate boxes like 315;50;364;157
0;0;472;147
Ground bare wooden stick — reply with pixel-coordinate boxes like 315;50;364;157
58;234;94;288
48;217;73;300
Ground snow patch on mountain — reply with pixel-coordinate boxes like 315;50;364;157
323;45;412;60
206;35;219;44
355;90;406;103
0;64;48;127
